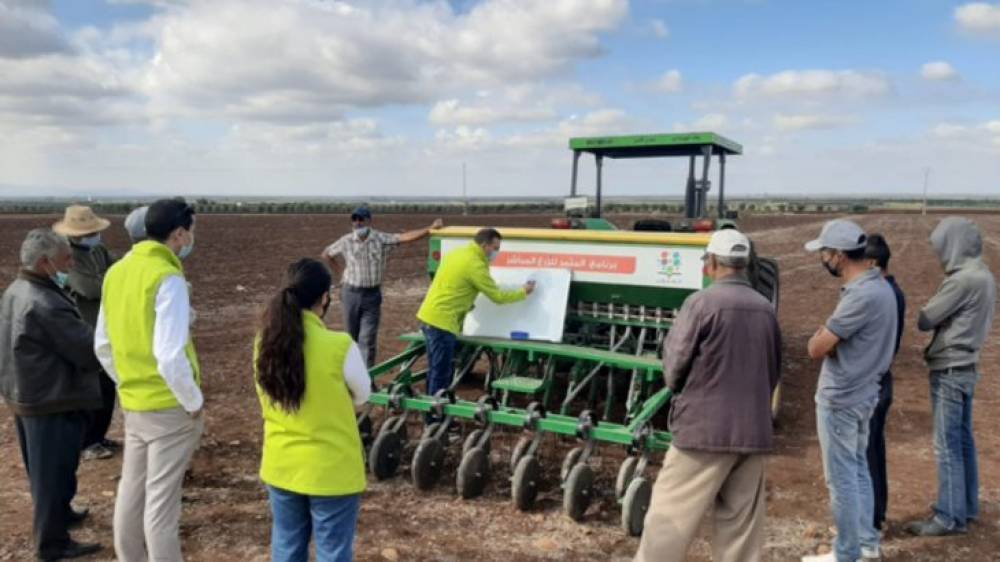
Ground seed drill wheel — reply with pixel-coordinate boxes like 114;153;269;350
421;422;451;446
563;463;595;521
462;429;491;458
358;415;374;448
510;436;532;472
378;415;408;444
511;455;541;511
615;456;639;499
620;477;652;537
560;446;584;482
456;446;490;499
411;438;446;491
368;431;402;481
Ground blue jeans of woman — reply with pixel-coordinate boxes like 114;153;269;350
267;485;360;562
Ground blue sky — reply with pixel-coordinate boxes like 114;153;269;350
1;0;998;198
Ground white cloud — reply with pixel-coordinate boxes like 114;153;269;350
984;120;1000;134
734;69;890;101
139;0;628;124
649;19;670;39
920;61;960;81
0;1;71;58
652;69;683;93
673;113;728;132
429;99;557;126
955;2;1000;35
773;113;856;131
931;123;970;138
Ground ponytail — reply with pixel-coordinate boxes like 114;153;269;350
255;259;332;412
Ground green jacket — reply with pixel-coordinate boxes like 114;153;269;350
417;242;526;334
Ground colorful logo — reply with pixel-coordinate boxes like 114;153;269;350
657;250;684;283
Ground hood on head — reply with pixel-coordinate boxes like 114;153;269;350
930;217;982;272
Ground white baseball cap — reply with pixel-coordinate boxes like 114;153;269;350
705;229;751;258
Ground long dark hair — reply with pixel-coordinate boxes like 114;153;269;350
256;258;332;413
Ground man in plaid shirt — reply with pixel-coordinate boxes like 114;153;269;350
323;206;443;366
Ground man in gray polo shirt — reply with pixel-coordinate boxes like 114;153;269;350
802;219;897;562
322;206;443;366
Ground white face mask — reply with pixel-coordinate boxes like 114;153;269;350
354;226;370;239
178;231;195;260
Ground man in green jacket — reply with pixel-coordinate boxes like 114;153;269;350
53;205;119;461
416;228;534;416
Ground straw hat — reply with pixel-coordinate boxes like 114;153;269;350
52;205;111;237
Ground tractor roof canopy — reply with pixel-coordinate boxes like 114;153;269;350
568;132;742;159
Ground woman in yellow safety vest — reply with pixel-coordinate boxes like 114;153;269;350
254;258;372;562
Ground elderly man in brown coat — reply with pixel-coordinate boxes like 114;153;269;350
635;229;782;562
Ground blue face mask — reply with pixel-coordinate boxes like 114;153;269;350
178;231;194;260
487;249;499;262
79;234;101;249
354;226;370;239
52;271;69;289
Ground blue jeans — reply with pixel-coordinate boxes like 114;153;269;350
930;368;979;529
817;401;879;562
267;485;360;562
422;324;457;398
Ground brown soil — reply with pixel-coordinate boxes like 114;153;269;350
0;212;998;561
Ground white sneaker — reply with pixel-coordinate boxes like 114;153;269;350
801;553;836;562
861;545;881;560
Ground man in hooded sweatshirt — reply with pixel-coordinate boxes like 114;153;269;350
906;217;997;537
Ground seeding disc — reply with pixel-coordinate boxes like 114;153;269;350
615;456;640;499
379;415;408;445
509;436;532;472
511;455;541;511
560;446;584;482
411;438;446;491
462;429;490;458
621;477;652;537
456;446;490;499
563;463;594;522
369;431;402;481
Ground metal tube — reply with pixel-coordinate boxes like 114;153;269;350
718;152;727;219
700;146;713;218
685;156;696;219
571;151;581;196
595;154;604;218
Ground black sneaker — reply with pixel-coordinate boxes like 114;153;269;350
100;438;122;450
81;444;113;461
38;540;101;560
67;508;89;529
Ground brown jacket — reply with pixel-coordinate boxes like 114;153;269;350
663;275;781;453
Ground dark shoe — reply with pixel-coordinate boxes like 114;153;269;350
100;438;122;450
67;507;89;528
81;444;113;461
905;517;967;536
38;540;101;560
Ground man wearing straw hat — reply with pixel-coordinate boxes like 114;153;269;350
53;205;120;461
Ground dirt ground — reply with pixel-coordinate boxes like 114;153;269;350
0;212;998;561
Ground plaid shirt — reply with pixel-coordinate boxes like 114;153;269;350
325;230;400;288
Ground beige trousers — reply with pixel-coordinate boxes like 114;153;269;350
634;447;767;562
114;407;203;562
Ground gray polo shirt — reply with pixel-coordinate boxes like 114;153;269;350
816;268;897;408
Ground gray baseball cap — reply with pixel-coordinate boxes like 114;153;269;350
805;219;867;252
124;205;149;243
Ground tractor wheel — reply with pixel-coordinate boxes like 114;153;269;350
563;463;595;522
511;455;541;511
456;446;490;499
368;431;402;481
621;477;653;537
411;438;446;491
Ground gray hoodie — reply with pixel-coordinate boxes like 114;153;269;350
919;217;997;370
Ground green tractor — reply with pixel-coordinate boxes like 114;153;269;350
358;132;781;536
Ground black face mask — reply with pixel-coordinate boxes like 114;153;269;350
822;256;841;278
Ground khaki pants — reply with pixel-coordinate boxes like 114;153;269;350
635;447;767;562
114;408;203;562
